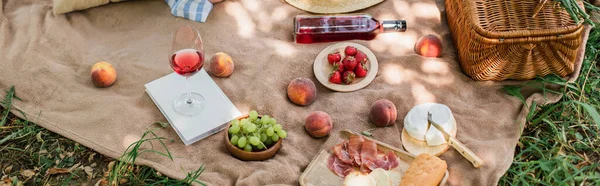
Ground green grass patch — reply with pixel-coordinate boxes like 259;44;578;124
0;87;205;185
499;22;600;185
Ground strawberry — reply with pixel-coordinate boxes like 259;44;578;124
327;52;342;65
354;62;368;78
329;71;342;84
354;51;368;64
344;46;358;56
343;56;358;71
343;71;356;84
333;61;345;73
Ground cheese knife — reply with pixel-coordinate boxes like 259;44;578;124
428;112;484;168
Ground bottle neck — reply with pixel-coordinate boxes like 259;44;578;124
381;20;406;32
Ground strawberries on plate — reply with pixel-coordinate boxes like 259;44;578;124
354;62;368;78
343;71;355;84
326;45;369;85
327;52;342;65
343;56;358;71
344;46;358;56
329;71;342;84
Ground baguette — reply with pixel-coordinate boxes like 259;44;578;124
400;153;447;186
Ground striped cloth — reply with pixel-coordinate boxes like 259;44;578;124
166;0;214;22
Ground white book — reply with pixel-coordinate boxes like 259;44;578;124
145;69;241;145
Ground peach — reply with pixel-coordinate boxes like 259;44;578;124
90;61;117;88
369;99;397;127
414;34;443;58
305;111;333;138
209;52;234;78
287;78;317;106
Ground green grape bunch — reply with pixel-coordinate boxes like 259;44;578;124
228;110;288;152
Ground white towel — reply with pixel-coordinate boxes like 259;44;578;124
166;0;214;22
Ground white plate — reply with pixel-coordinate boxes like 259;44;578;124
313;42;378;92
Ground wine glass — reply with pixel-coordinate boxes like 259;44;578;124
170;26;205;117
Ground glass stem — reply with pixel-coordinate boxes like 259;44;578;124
185;76;193;104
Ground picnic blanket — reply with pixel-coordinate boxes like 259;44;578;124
0;0;590;185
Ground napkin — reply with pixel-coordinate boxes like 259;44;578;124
166;0;214;22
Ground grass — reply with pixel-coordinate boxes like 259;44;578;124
499;18;600;185
0;86;205;185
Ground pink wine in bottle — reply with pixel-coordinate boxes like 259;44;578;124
170;49;204;76
293;14;406;44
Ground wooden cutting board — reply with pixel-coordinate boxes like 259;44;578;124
299;130;448;186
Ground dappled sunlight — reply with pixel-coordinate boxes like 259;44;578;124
225;2;255;38
392;1;415;24
421;59;449;74
411;2;441;20
419;59;455;85
268;39;297;57
411;83;436;104
382;63;416;85
257;12;273;32
369;39;388;53
376;30;418;56
123;134;142;149
271;6;289;21
241;0;261;12
235;102;251;116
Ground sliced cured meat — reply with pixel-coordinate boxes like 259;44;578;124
333;143;352;164
327;153;354;178
359;159;377;174
347;135;365;166
374;151;399;170
360;139;377;164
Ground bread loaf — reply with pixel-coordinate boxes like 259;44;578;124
343;171;376;186
400;153;447;186
369;168;391;186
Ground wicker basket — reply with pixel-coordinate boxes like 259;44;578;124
445;0;585;81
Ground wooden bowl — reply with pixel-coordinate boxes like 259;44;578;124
224;115;283;161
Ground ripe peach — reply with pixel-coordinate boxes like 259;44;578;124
369;99;397;127
90;61;117;88
305;111;333;138
414;34;443;58
209;52;234;78
287;78;317;106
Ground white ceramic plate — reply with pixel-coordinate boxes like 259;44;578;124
313;42;378;92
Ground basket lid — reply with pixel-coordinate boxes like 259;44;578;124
464;0;584;39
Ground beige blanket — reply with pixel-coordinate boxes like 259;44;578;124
0;0;590;185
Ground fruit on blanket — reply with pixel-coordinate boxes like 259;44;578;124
343;71;355;84
344;46;358;56
328;52;342;65
329;71;342;84
90;61;117;88
415;34;443;58
369;99;397;127
305;111;333;138
343;56;358;71
287;78;317;106
208;52;234;77
354;62;368;78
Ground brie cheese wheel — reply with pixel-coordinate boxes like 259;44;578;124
404;103;455;146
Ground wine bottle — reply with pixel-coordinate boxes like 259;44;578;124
293;14;406;44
